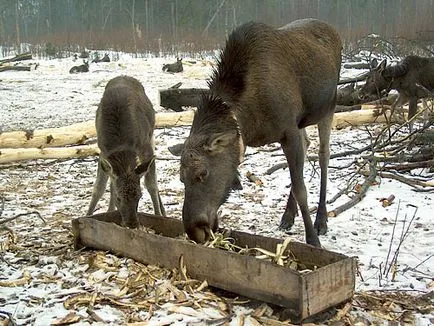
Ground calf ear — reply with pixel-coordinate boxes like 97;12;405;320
168;143;184;156
135;156;155;175
206;131;238;154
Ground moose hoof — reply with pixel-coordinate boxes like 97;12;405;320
314;220;328;235
279;218;295;231
307;235;322;248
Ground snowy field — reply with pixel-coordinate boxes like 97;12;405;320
0;53;433;325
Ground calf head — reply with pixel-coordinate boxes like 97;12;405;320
360;59;390;99
102;151;155;228
177;97;242;243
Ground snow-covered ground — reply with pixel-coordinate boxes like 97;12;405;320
0;53;433;325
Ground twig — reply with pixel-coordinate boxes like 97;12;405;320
382;159;434;172
328;162;377;217
0;310;17;326
265;162;288;175
0;211;46;225
385;205;418;277
0;196;4;217
361;170;434;190
383;200;401;277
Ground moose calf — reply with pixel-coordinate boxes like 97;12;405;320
87;75;166;228
360;56;434;128
69;61;89;73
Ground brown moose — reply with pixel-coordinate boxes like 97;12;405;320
360;56;434;129
170;19;342;247
87;75;165;227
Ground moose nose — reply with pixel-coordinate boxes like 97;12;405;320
185;223;212;243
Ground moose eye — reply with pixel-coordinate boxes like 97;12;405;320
196;169;209;183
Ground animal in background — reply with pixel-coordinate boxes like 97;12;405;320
92;53;111;63
162;58;183;73
87;75;166;228
169;19;342;247
69;60;89;73
360;56;434;128
101;53;110;62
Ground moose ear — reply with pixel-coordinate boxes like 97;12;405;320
206;131;238;154
135;156;155;175
100;157;113;173
168;143;185;156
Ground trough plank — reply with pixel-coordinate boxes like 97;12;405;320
72;216;301;309
72;212;355;321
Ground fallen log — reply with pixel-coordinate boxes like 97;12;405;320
331;108;403;129
0;52;32;65
0;111;195;149
0;108;401;151
0;144;99;164
0;66;31;72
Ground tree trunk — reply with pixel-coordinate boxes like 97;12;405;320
0;144;100;164
0;52;33;65
0;111;195;149
0;65;31;72
15;0;20;46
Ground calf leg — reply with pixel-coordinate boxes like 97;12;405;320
108;182;116;211
87;160;109;215
282;131;320;247
144;158;166;216
315;110;334;235
391;94;408;120
407;97;418;132
279;129;309;230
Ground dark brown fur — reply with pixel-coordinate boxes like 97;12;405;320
360;56;434;123
69;60;89;73
87;75;165;227
175;19;342;247
162;58;183;73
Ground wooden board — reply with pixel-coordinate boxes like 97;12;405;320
72;211;356;321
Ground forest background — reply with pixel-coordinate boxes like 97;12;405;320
1;0;434;57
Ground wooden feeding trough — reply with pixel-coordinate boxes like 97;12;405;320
72;212;356;322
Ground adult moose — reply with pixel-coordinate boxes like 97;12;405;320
360;56;434;128
162;58;183;73
87;75;166;228
69;60;89;73
172;19;342;247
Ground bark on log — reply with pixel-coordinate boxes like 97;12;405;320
0;144;99;164
0;111;195;149
0;52;32;65
331;108;403;129
0;108;410;164
0;66;31;72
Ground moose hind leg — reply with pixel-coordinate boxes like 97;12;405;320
282;132;320;247
87;160;109;216
144;158;166;216
315;111;334;235
279;188;298;230
279;129;309;230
